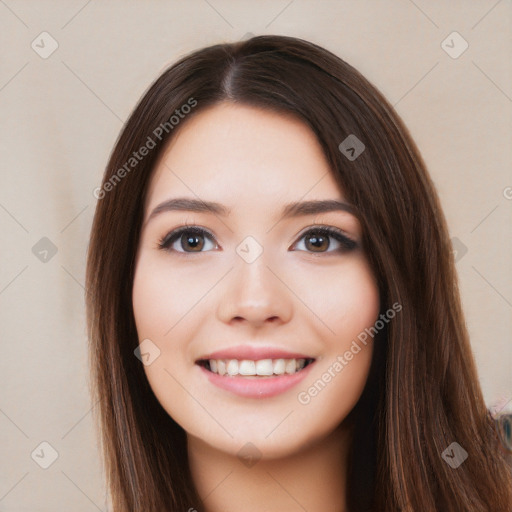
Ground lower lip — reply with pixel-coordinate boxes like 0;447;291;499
197;362;316;398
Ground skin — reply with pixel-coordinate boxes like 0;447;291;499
132;102;380;512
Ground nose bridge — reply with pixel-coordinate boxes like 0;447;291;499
216;241;293;326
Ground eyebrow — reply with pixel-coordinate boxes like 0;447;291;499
144;197;357;227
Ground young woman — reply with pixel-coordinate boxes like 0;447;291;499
86;35;512;511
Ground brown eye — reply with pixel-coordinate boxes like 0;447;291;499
159;227;217;253
179;232;205;252
304;232;330;252
293;227;357;254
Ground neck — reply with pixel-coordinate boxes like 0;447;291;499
187;422;352;512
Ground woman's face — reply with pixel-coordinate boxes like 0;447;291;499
132;102;380;459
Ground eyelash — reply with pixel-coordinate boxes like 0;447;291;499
157;224;357;256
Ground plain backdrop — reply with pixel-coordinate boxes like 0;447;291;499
1;1;511;510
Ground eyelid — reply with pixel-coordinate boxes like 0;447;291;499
291;224;357;252
158;225;217;253
294;223;356;243
157;223;358;254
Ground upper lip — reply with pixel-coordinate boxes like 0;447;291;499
195;344;315;362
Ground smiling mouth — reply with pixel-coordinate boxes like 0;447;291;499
196;358;316;378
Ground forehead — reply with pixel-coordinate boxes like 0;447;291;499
144;102;346;217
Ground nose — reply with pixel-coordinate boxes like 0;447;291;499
216;254;293;328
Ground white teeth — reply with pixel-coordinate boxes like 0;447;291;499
273;358;286;375
285;359;296;374
238;360;256;375
206;357;310;377
255;359;274;375
226;360;238;375
217;359;226;376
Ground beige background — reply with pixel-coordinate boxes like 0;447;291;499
1;1;511;510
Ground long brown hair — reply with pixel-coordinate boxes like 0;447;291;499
85;35;512;511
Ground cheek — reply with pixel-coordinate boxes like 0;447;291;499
131;259;193;425
295;258;379;398
131;255;209;400
131;258;195;374
333;265;380;338
132;268;166;337
296;256;380;341
132;255;207;339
